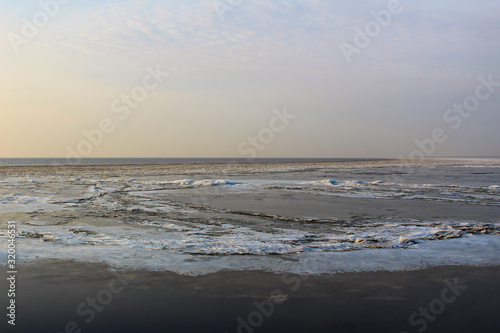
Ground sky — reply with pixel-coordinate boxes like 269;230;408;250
1;0;499;158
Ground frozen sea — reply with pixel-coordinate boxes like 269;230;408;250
1;158;499;275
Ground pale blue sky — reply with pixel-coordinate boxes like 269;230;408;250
1;0;499;158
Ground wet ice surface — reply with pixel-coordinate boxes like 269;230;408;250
0;158;499;275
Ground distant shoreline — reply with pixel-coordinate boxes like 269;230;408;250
0;157;388;167
1;156;499;168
